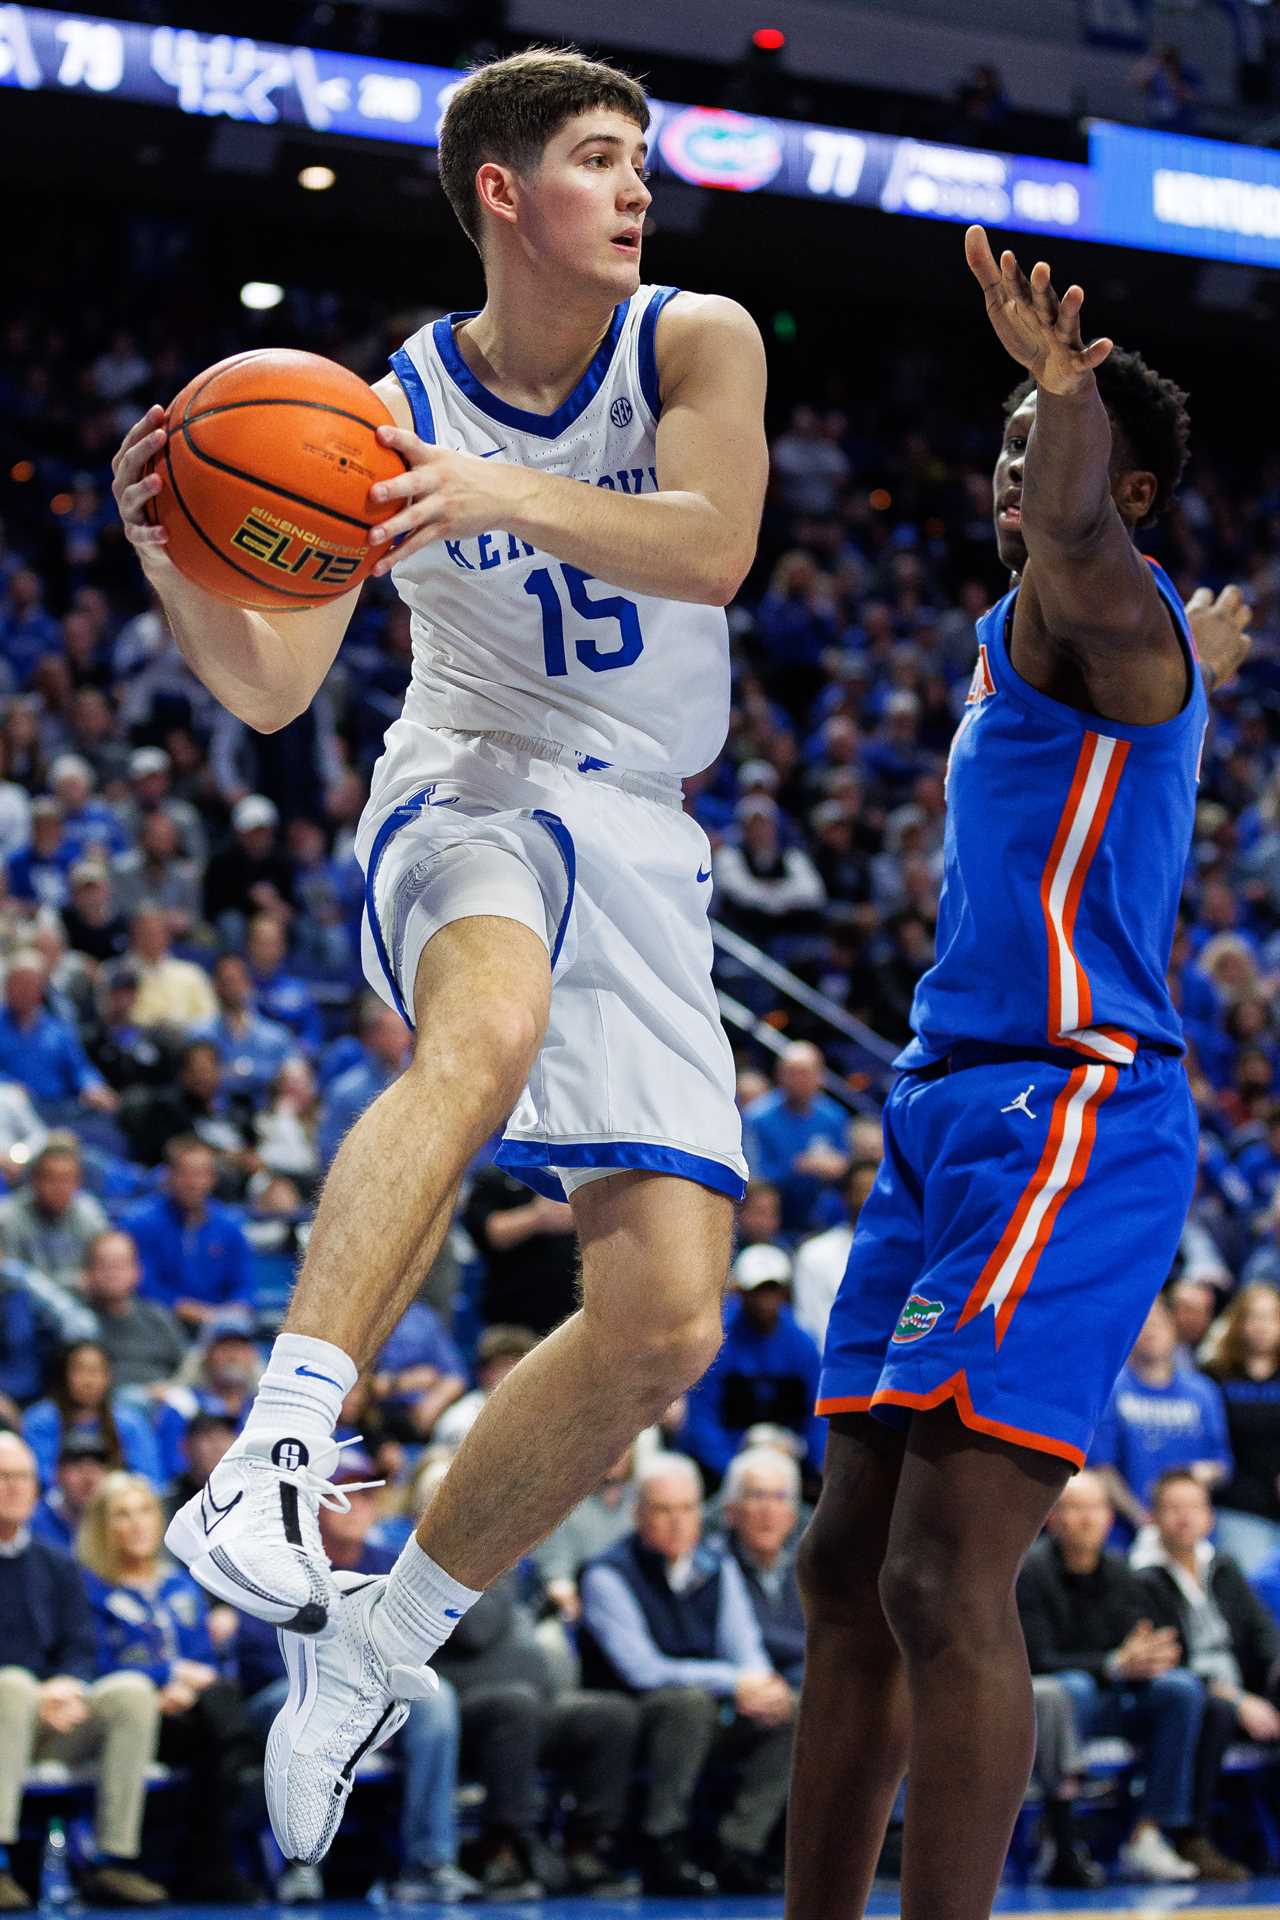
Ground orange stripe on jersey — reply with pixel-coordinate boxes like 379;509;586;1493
1039;732;1133;1062
957;1063;1117;1346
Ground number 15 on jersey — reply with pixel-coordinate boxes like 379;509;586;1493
524;563;644;677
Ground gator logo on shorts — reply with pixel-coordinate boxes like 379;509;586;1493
891;1294;946;1345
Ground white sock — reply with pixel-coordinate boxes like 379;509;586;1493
240;1333;358;1450
370;1538;482;1669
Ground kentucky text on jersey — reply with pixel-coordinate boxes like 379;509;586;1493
900;559;1209;1071
443;466;658;575
371;285;731;785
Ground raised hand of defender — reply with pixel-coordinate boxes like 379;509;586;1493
1185;584;1253;694
965;226;1113;398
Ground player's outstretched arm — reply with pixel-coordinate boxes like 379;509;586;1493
112;408;361;733
368;295;768;605
965;227;1175;675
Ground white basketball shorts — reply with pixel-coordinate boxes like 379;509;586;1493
356;728;747;1203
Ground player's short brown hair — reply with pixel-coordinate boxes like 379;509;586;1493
438;47;649;254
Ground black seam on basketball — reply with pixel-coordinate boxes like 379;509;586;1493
183;396;395;438
177;420;379;535
161;437;342;606
181;350;278;423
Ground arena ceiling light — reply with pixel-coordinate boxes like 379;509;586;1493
298;164;336;190
240;281;285;310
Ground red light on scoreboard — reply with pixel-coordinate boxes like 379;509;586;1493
751;26;785;51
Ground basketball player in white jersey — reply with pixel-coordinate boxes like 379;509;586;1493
111;50;768;1868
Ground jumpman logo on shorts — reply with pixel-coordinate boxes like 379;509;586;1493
1001;1085;1037;1120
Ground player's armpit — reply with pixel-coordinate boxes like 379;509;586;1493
652;292;769;602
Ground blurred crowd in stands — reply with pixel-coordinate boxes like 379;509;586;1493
0;283;1279;1901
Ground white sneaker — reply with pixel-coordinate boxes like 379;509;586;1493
265;1569;438;1864
1119;1827;1200;1882
164;1433;375;1634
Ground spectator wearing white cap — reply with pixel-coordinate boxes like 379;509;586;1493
675;1244;826;1494
115;747;208;866
201;794;295;942
111;809;201;939
713;797;826;954
47;753;128;861
62;860;129;965
125;905;216;1031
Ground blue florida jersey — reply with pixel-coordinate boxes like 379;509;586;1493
372;285;731;802
900;560;1208;1070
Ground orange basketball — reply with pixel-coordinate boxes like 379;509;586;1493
146;349;407;611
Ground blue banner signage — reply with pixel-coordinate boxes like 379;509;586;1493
1089;118;1280;269
1;4;1276;269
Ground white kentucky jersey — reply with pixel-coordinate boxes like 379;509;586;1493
372;285;731;807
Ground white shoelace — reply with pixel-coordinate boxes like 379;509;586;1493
274;1434;385;1517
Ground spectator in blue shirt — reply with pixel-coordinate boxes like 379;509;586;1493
1089;1296;1233;1539
371;1298;467;1440
48;755;129;861
0;1248;97;1408
31;1433;110;1555
1236;1104;1280;1215
0;568;60;684
318;993;412;1166
23;1340;163;1487
0;948;115;1110
78;1472;265;1904
677;1245;825;1492
194;952;293;1107
122;1136;253;1332
743;1043;850;1233
245;913;321;1050
6;798;77;911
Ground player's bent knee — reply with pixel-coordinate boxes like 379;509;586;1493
796;1514;870;1619
878;1549;963;1660
626;1306;724;1407
413;994;543;1114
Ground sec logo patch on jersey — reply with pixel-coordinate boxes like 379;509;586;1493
609;396;634;428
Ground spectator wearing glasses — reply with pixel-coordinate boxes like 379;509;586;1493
580;1453;794;1897
718;1445;805;1687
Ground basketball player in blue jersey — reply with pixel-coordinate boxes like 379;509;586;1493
110;51;769;1881
785;226;1252;1920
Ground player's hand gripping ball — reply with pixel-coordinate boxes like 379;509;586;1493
145;349;407;609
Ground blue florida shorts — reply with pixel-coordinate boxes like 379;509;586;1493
817;1044;1199;1468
